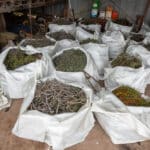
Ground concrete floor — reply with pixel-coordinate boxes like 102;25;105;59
0;85;150;150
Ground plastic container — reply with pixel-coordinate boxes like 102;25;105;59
111;10;119;20
105;5;113;20
91;0;100;18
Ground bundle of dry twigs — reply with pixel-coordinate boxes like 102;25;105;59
28;80;86;115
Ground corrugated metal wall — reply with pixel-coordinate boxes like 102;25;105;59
70;0;150;25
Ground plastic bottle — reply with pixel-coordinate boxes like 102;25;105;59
91;0;100;18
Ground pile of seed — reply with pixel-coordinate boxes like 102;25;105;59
82;27;95;34
52;18;73;25
130;34;145;42
111;53;142;68
28;79;86;115
113;86;150;106
144;44;150;51
53;49;87;72
48;31;75;41
113;19;132;26
4;48;42;70
80;38;99;44
21;38;55;48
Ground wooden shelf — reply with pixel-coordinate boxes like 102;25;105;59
0;0;66;13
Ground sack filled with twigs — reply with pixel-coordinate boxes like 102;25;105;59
12;77;95;150
0;46;52;98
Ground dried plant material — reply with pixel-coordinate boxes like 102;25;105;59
52;18;73;25
48;31;75;41
113;19;132;26
53;49;87;72
143;44;150;51
81;19;97;25
113;86;150;106
28;79;86;115
80;38;99;44
4;48;42;70
130;34;145;42
82;27;95;34
21;38;55;48
111;53;142;68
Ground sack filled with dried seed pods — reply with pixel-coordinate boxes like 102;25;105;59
92;87;150;144
19;38;56;55
12;77;95;150
51;39;101;92
81;42;109;76
0;46;52;99
76;26;100;42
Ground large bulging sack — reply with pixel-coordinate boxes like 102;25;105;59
76;27;100;42
92;90;150;144
82;43;109;76
51;39;101;91
104;66;150;93
127;45;150;67
101;31;126;59
12;77;95;150
0;46;52;98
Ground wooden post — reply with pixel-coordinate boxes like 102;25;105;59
0;13;6;32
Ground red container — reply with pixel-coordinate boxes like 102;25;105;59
112;10;119;20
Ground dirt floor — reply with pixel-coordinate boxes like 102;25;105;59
0;85;150;150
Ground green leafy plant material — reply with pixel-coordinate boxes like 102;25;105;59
113;86;150;106
22;38;55;48
111;53;142;68
53;49;87;72
4;48;42;70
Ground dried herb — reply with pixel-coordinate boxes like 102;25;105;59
113;19;132;26
81;19;97;25
113;86;150;106
21;38;55;48
48;31;75;41
143;44;150;51
111;53;142;68
53;49;87;72
52;18;73;25
82;27;95;34
28;79;86;115
80;38;99;44
4;48;42;70
130;34;145;42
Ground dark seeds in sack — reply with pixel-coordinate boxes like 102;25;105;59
80;38;99;45
52;18;73;25
113;86;150;106
130;34;145;42
144;44;150;51
49;31;75;41
21;38;55;48
4;48;42;70
28;79;87;115
111;53;142;69
53;49;87;72
82;27;95;34
113;19;132;26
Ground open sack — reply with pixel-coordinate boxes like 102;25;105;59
92;89;150;144
104;66;150;93
19;38;56;56
50;39;101;91
76;26;100;42
101;31;126;59
0;46;52;99
82;42;109;76
12;76;95;150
